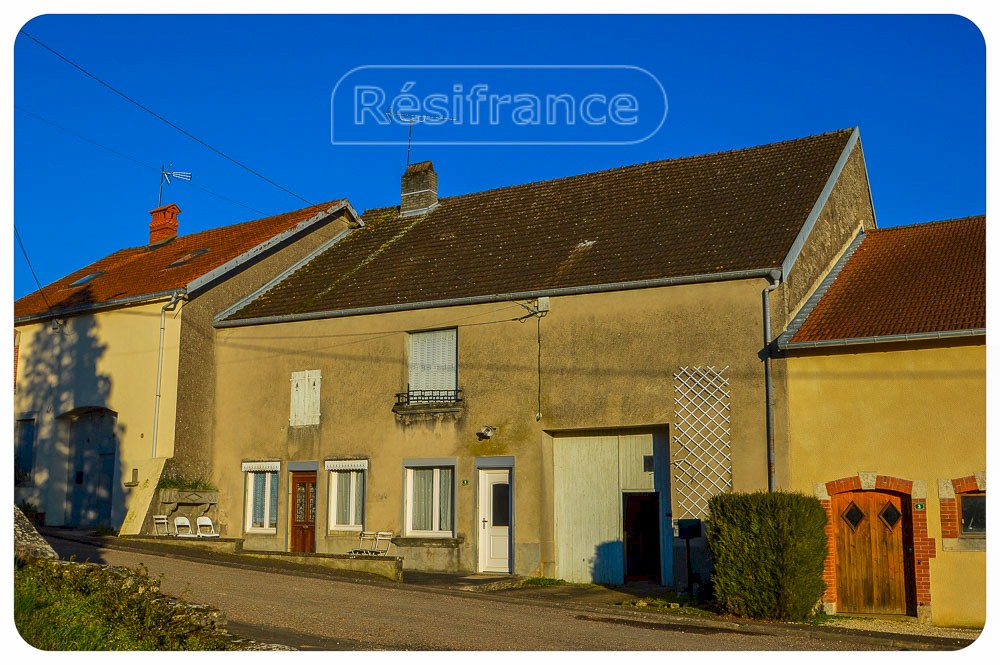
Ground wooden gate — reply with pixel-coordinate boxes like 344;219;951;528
833;490;912;615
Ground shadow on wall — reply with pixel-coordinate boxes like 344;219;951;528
589;540;625;585
16;291;129;530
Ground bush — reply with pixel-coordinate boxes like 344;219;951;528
14;557;234;650
706;491;827;621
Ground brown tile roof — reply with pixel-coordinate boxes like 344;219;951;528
15;200;347;321
227;129;856;321
787;216;985;344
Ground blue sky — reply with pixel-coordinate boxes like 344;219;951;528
12;14;986;300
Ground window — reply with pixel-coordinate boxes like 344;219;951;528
168;248;209;267
326;460;367;530
242;462;280;531
14;418;35;486
290;370;321;426
407;329;458;403
68;271;105;288
960;493;986;535
405;465;454;536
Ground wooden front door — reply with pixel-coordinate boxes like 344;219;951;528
833;490;911;615
290;472;316;553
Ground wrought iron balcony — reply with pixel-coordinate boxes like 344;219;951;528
395;389;463;406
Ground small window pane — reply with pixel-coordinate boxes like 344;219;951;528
492;483;510;527
267;471;278;528
354;472;365;525
439;467;453;531
252;473;266;528
412;468;434;531
335;471;352;525
961;494;986;534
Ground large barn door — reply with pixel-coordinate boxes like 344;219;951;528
833;490;910;615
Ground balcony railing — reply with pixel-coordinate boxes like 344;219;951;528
395;389;463;406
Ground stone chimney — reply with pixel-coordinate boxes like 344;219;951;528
400;161;438;217
149;203;181;245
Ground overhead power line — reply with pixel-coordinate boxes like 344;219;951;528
14;223;56;313
20;31;314;207
16;105;270;216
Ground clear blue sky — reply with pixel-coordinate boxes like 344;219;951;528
12;14;985;300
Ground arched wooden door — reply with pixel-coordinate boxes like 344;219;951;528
833;490;913;615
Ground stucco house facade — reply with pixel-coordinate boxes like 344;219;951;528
778;216;986;627
206;128;878;588
14;199;362;534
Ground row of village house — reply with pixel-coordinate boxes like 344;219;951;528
13;127;985;627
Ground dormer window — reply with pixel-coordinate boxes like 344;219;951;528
168;248;209;268
68;271;104;288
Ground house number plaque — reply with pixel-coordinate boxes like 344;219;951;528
914;502;925;511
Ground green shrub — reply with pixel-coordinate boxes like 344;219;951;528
157;476;216;491
706;491;827;621
14;557;234;650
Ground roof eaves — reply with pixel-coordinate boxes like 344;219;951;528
14;289;182;326
776;230;867;349
780;126;861;282
215;267;777;329
780;328;985;351
186;200;363;295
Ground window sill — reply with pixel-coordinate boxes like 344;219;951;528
245;528;278;535
942;536;986;552
328;526;364;533
395;536;464;548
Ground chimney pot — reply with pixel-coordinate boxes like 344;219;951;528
149;203;181;244
400;161;438;217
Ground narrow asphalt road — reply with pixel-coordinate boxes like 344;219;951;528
44;536;900;651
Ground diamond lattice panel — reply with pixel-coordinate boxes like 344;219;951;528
672;366;732;519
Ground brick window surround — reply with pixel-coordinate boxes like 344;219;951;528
815;473;935;623
939;472;986;552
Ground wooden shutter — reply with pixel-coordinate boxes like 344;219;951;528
305;370;321;425
409;329;457;392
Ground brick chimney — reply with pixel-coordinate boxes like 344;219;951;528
149;203;181;245
400;161;438;217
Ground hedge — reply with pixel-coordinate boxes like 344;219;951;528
706;491;827;620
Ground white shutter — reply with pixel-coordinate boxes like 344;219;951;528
409;329;457;392
306;370;322;425
290;371;305;425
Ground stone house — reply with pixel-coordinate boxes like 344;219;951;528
206;128;877;587
14;200;362;533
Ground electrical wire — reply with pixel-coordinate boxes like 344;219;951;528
16;105;270;216
13;223;55;313
20;31;314;207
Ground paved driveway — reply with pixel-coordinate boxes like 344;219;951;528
42;536;910;651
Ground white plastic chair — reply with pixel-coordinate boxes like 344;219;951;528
174;516;197;538
372;531;394;556
196;516;220;538
152;515;171;536
348;531;378;555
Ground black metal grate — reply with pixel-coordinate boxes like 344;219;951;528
879;501;902;529
395;389;463;406
842;502;865;531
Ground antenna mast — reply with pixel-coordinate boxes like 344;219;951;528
158;163;193;206
385;112;454;166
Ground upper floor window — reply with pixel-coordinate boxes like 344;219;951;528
290;369;321;426
406;329;458;403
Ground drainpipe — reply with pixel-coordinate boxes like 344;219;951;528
152;291;186;458
762;270;782;492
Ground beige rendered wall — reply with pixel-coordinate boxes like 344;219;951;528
211;277;775;575
14;301;182;530
786;340;986;627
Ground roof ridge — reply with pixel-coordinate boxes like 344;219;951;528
868;215;985;234
429;128;855;205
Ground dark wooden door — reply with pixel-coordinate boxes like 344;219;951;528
833;490;909;614
290;472;316;553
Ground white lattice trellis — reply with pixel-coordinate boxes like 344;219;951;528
672;366;732;519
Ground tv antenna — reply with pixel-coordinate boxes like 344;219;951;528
158;163;193;206
385;112;454;166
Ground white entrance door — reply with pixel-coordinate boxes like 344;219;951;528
478;468;511;573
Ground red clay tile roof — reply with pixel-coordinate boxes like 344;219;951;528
15;200;346;321
787;216;985;344
227;129;856;321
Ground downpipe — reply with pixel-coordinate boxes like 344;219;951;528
152;291;186;458
762;270;782;492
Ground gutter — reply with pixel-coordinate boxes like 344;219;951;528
215;267;778;328
779;328;985;351
152;290;186;458
15;290;179;326
762;270;782;493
